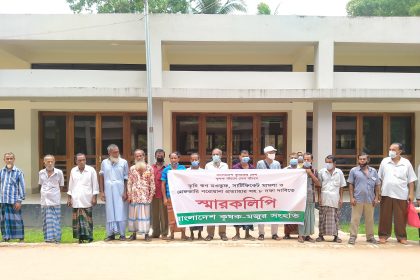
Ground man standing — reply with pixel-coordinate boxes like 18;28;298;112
161;151;188;241
256;146;282;241
99;144;129;241
378;143;417;245
205;148;229;241
284;152;299;239
316;155;346;243
67;153;99;243
187;153;204;241
151;149;168;239
347;153;380;245
232;150;255;241
127;159;155;241
39;155;64;243
0;152;25;242
298;153;320;243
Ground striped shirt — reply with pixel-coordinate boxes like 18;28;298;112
0;165;26;204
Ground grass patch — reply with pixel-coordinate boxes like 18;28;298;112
10;227;108;243
340;223;419;241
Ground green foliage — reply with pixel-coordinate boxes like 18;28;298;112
191;0;247;14
66;0;246;14
257;2;271;15
346;0;420;16
66;0;190;14
22;227;107;243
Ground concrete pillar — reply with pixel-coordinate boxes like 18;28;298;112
313;101;332;170
314;40;334;89
152;99;164;153
414;112;420;170
287;104;307;157
150;37;162;88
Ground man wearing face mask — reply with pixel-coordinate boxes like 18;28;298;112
378;143;417;245
187;153;204;240
161;151;189;241
232;150;255;241
284;152;300;239
205;148;229;241
297;151;305;169
0;152;25;242
39;154;64;243
297;153;320;243
316;155;346;243
347;153;380;245
256;146;282;241
151;149;168;239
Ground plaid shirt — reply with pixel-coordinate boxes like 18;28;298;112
0;165;26;204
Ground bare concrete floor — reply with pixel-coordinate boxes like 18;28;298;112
0;229;418;280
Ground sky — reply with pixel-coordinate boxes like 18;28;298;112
0;0;349;16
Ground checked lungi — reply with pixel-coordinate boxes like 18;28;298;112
42;206;61;242
128;203;151;234
318;206;340;236
1;203;24;240
72;208;93;241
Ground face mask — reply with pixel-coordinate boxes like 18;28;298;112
325;163;334;170
212;155;221;163
389;151;397;159
290;159;298;166
303;161;312;168
241;157;250;163
298;156;304;163
156;157;164;163
267;154;275;160
191;161;200;167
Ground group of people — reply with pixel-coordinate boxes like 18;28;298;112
0;142;419;244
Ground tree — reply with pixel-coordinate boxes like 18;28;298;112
66;0;190;14
346;0;420;16
257;2;271;15
190;0;247;14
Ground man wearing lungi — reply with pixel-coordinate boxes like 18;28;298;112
39;154;64;243
127;159;155;241
316;155;346;243
0;152;25;242
67;153;99;243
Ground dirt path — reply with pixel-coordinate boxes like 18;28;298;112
1;237;418;280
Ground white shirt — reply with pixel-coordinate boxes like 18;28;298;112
67;165;99;208
318;168;347;208
205;161;229;170
378;157;417;200
39;168;64;206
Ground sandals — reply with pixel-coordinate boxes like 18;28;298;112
297;236;305;243
316;236;325;242
220;235;228;241
204;235;213;241
258;234;264;241
333;236;342;243
272;234;282;241
245;235;255;241
232;235;240;241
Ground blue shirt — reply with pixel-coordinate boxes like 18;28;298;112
161;164;186;199
347;166;380;203
0;165;26;204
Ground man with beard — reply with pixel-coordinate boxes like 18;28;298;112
151;149;168;239
67;153;99;243
127;154;155;241
38;154;64;243
99;144;129;241
0;152;25;242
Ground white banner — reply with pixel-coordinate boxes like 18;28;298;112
168;169;307;227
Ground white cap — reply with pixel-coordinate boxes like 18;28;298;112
263;146;277;154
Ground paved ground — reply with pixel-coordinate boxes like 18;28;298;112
1;227;419;280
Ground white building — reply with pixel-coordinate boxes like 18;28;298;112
0;14;420;193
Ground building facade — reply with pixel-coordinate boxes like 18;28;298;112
0;14;420;193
